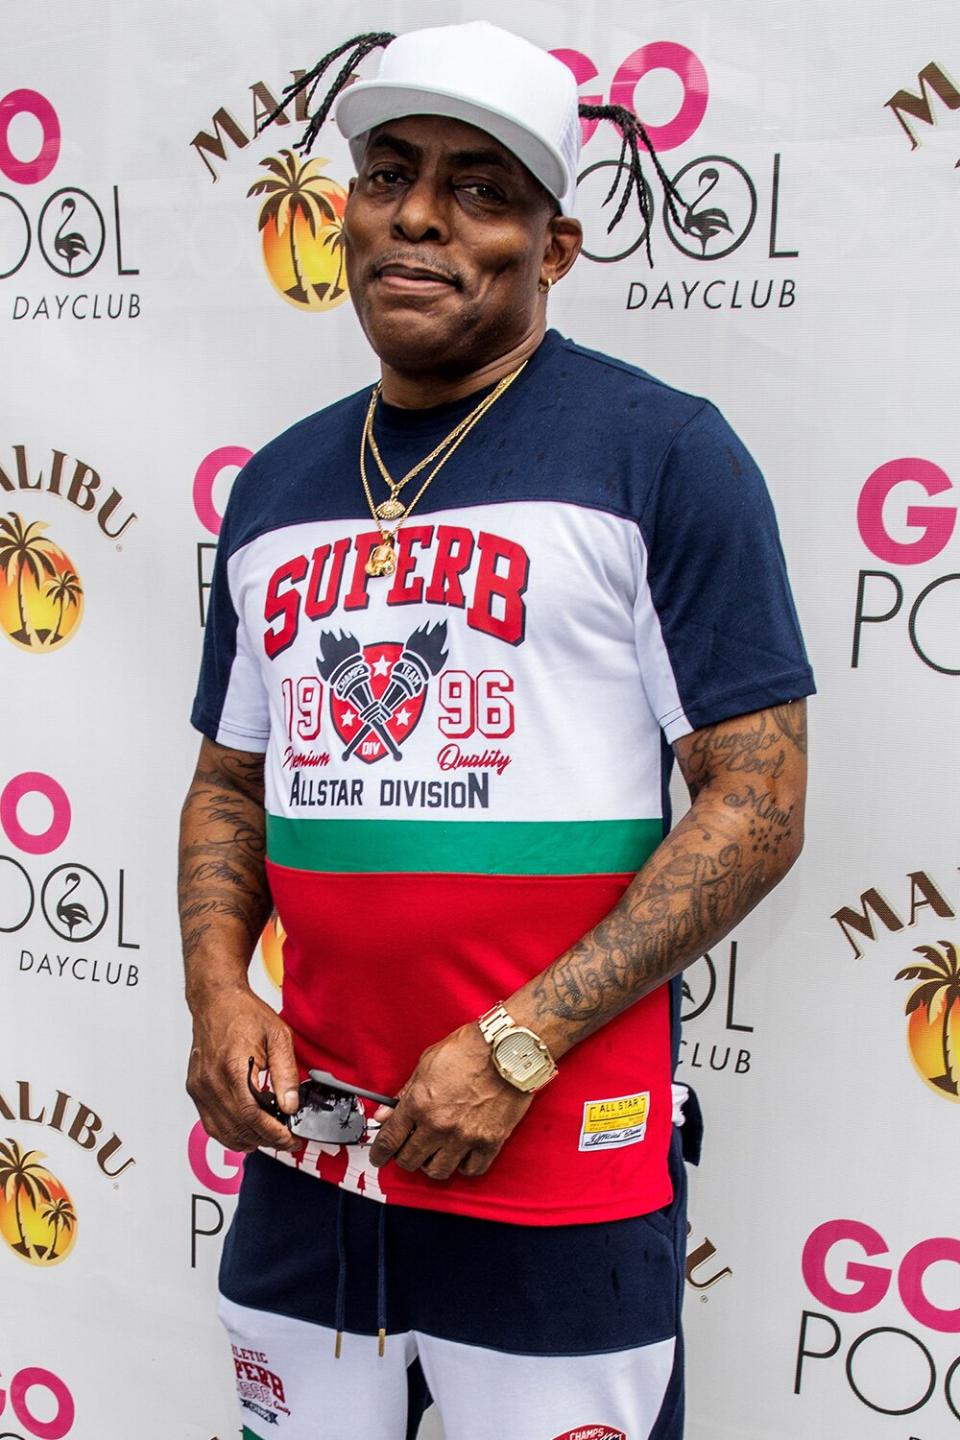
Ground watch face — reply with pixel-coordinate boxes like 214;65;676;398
496;1030;551;1085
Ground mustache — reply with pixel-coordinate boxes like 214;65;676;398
369;249;464;288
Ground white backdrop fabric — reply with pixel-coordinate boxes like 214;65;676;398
3;2;959;1438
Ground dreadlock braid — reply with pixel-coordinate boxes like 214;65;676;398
578;103;684;266
256;34;682;266
257;32;396;153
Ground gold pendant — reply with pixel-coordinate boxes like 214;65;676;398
375;497;405;521
365;540;396;578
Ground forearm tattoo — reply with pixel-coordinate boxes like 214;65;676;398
531;702;807;1040
178;748;271;963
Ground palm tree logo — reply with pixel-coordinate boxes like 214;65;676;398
0;512;84;651
0;512;57;646
0;1139;78;1265
45;567;83;644
896;940;960;1101
247;150;349;312
41;1195;77;1261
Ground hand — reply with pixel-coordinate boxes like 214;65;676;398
369;1022;533;1180
186;985;300;1153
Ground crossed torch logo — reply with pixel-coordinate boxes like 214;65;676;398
317;622;448;761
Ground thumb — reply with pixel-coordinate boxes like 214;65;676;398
266;1024;301;1114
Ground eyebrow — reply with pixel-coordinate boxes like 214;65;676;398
366;132;517;174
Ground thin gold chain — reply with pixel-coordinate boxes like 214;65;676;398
364;384;492;502
359;363;527;576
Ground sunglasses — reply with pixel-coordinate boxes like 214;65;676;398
247;1057;396;1145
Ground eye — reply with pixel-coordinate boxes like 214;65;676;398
459;181;505;203
368;166;407;187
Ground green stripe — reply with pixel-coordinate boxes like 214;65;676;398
242;1429;264;1440
266;815;662;876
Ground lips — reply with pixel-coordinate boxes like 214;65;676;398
375;261;460;293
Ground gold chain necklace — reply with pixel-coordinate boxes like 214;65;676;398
360;363;527;578
364;390;491;521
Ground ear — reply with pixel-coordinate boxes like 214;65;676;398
541;215;583;286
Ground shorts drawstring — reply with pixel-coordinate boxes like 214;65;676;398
377;1202;387;1357
334;1187;347;1358
333;1186;387;1358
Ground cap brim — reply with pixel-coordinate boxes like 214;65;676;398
336;80;568;208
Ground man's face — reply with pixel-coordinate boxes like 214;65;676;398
343;114;566;377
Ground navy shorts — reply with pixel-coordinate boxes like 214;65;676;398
218;1133;687;1440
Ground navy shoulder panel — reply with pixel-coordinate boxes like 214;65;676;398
222;387;372;556
218;332;717;550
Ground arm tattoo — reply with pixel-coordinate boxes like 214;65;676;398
681;710;787;797
772;701;807;754
533;828;764;1028
722;784;795;858
178;744;272;970
527;702;807;1044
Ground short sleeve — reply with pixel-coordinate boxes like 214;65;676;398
190;514;270;753
633;402;815;744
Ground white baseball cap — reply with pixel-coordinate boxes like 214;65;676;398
335;22;581;215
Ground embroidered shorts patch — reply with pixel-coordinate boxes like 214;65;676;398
551;1427;628;1439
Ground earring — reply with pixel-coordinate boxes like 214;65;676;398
538;276;554;293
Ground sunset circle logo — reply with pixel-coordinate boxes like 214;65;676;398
0;1140;77;1266
247;150;348;312
896;940;960;1102
260;912;286;990
0;513;83;652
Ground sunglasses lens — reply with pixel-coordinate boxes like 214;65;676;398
290;1090;367;1144
246;1062;383;1144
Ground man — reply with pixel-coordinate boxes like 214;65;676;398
181;22;813;1440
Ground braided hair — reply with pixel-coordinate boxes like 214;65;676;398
258;31;683;265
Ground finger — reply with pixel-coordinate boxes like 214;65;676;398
265;1024;301;1115
205;1093;298;1153
458;1146;497;1177
243;1106;299;1152
223;1050;299;1147
191;1099;261;1155
422;1144;471;1181
393;1125;447;1173
217;1060;299;1151
369;1107;416;1167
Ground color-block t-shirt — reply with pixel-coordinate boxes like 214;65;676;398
192;329;814;1225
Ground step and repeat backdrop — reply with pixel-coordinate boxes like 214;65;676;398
2;1;959;1437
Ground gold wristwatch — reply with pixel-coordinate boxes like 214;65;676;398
477;1003;558;1093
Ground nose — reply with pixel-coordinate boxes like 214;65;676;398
391;176;450;245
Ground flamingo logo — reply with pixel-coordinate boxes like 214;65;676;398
247;150;349;312
0;513;84;653
53;873;90;936
896;939;960;1103
51;198;88;272
36;187;104;278
0;1140;77;1268
663;156;757;260
40;863;107;943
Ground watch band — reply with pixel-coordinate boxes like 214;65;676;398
478;1002;515;1044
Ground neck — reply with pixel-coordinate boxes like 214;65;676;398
379;318;546;409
